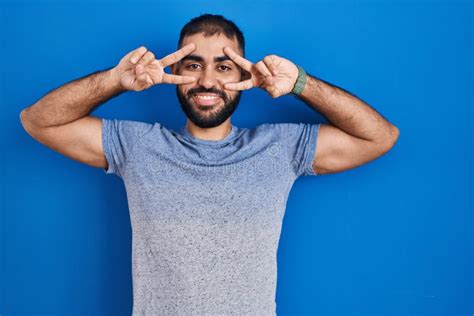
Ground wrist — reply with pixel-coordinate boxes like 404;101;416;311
291;64;307;96
108;67;126;93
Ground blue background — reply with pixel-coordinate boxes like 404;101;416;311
1;0;472;315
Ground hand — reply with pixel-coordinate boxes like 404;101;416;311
113;44;198;92
223;47;299;98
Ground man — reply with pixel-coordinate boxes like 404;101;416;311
20;14;399;316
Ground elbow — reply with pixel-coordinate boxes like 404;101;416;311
20;109;38;137
20;109;29;131
20;109;31;130
380;124;400;153
19;109;28;127
372;124;399;154
389;124;400;145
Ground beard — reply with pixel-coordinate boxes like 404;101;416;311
176;85;242;128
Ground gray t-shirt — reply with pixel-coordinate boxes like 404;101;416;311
101;118;320;315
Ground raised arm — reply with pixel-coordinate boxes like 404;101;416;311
20;67;124;168
19;44;197;169
295;74;399;175
222;47;400;175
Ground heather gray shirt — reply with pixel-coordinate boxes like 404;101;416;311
101;118;320;315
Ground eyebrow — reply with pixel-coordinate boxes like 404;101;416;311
181;54;232;63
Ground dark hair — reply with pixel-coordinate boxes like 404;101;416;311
178;14;245;56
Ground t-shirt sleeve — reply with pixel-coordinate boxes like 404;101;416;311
101;118;154;177
276;122;321;177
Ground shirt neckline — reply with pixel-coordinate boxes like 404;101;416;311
180;124;238;147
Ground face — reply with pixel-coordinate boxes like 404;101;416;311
173;33;245;128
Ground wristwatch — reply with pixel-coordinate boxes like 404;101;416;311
291;65;307;95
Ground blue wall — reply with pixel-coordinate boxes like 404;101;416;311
1;0;472;315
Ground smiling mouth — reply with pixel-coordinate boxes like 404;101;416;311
191;93;222;106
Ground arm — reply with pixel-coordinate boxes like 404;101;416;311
20;67;124;168
295;74;400;175
221;47;400;176
20;44;197;169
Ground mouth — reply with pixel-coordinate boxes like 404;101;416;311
191;93;222;106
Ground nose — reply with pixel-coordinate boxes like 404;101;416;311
197;67;218;90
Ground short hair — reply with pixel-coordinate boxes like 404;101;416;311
178;14;245;56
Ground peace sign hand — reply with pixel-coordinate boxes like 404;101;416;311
114;43;198;92
223;47;299;98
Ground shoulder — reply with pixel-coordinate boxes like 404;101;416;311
251;122;319;139
101;118;162;141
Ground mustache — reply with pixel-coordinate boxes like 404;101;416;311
187;88;227;102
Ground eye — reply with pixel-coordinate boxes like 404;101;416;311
219;65;232;71
185;64;201;70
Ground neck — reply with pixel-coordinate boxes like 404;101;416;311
185;119;233;141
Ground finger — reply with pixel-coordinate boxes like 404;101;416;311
255;61;274;85
159;43;196;68
255;61;272;78
263;55;279;76
136;51;155;66
161;73;197;85
224;78;254;91
223;46;253;72
263;76;275;86
130;46;148;64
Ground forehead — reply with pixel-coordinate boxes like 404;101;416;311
181;33;242;60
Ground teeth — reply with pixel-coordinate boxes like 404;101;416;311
195;95;219;100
